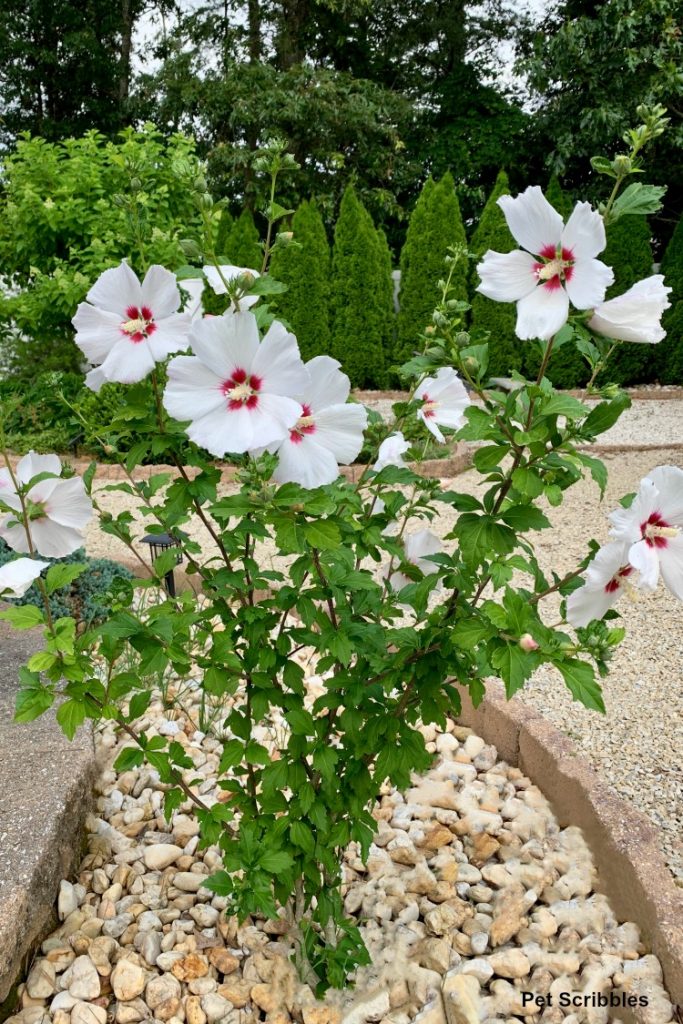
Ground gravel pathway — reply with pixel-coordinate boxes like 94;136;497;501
84;409;683;886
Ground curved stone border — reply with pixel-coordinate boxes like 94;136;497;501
456;681;683;1009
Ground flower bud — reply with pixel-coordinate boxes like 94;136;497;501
455;332;471;348
280;231;294;241
239;271;256;288
464;355;479;373
425;325;436;335
129;177;143;192
519;633;539;652
612;155;632;175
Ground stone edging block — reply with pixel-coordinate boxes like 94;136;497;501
457;681;683;1009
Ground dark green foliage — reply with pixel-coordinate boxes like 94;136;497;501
329;187;394;388
396;173;467;363
269;201;331;362
0;540;133;626
657;215;683;384
222;209;262;269
599;216;655;385
215;209;234;258
468;170;524;377
545;175;573;220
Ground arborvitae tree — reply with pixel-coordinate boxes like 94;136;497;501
269;200;332;362
215;208;234;257
599;216;655;385
545;174;573;221
224;209;262;269
329;187;394;388
656;216;683;384
468;170;523;377
396;173;467;363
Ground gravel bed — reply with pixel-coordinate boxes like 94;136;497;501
7;673;677;1024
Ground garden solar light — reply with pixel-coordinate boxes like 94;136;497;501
141;531;182;597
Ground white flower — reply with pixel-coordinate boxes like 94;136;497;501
0;557;50;599
588;275;672;344
416;368;470;442
566;542;635;627
374;432;410;471
266;356;368;489
163;311;308;457
180;278;206;319
609;465;683;600
0;453;93;558
388;529;443;592
476;186;614;341
72;262;192;391
203;265;260;309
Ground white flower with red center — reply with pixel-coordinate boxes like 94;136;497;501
0;557;50;599
265;356;368;488
416;368;470;442
203;265;260;309
566;542;635;627
374;432;410;472
476;186;614;341
608;465;683;599
588;275;672;344
0;453;93;558
163;310;309;457
72;262;192;391
388;528;443;592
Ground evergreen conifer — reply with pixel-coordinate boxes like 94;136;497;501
468;170;523;377
599;216;655;385
329;186;394;388
396;173;467;363
223;208;262;269
269;200;332;362
656;216;683;384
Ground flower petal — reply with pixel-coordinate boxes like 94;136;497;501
565;258;614;310
273;435;340;488
86;262;142;315
163;356;227;422
185;404;254;457
418;409;445;443
566;579;621;627
560;201;607;259
659;533;683;601
498;186;564;255
98;338;157;384
628;538;660;590
44;478;93;529
645;465;683;525
312;403;367;464
141;265;181;319
251;320;309;398
29;519;85;558
191;311;260;379
305;356;351;409
0;557;50;598
476;249;538;302
146;313;192;361
515;285;569;341
588;276;672;344
72;303;125;364
16;452;62;485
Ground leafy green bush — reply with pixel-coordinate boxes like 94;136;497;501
269;201;332;362
468;170;523;377
656;215;683;384
396;173;468;364
0;126;205;378
329;187;394;388
0;540;133;626
222;208;262;269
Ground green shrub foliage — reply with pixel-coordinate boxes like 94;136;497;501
396;173;468;363
222;208;262;269
269;201;332;362
468;170;523;377
545;174;573;220
0;540;133;626
329;187;393;388
656;215;683;384
0;128;204;378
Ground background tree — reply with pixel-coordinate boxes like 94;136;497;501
329;187;394;388
222;208;262;268
396;173;467;363
657;215;683;384
599;216;656;385
269;200;332;362
468;170;523;377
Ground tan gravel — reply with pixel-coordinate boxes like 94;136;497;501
85;431;683;886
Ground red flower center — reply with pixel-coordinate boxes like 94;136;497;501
604;565;633;593
222;367;262;410
534;246;575;292
290;403;316;443
121;305;156;343
641;511;673;548
421;393;437;418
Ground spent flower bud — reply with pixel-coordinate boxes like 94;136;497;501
519;634;539;652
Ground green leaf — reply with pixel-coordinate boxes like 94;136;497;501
0;604;45;629
128;691;152;720
27;650;57;672
113;746;144;771
576;452;608;498
204;870;233;896
260;850;294;873
290;820;315;856
557;658;605;712
611;182;666;220
164;788;184;821
501;505;551;531
313;746;339;781
473;445;507;473
287;707;316;735
511;467;544;499
541;394;589;419
304;521;341;550
452;618;490;649
452;513;516;561
581;393;631;437
491;643;540;698
56;699;86;740
590;155;617;179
